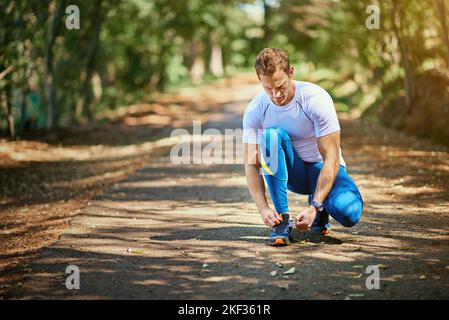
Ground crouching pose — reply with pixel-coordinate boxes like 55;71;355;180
243;48;363;246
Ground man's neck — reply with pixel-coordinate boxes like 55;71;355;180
283;80;296;105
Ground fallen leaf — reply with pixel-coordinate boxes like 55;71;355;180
419;275;427;280
284;267;296;275
347;293;364;298
283;276;289;280
278;283;289;290
332;291;342;296
377;264;387;269
352;265;364;269
202;263;210;269
276;262;284;268
270;271;277;277
127;248;144;254
352;273;363;279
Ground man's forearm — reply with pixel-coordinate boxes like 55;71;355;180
313;159;340;204
245;165;268;212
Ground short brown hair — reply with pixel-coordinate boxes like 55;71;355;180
255;48;290;77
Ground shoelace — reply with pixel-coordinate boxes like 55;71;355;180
274;219;290;235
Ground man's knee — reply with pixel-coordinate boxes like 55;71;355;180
330;191;363;227
340;210;362;227
261;126;290;143
259;127;290;176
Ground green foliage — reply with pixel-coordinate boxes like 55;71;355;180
1;0;448;143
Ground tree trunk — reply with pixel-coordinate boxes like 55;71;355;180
45;0;64;130
82;0;104;122
156;43;169;92
435;0;449;68
189;40;205;84
209;33;224;77
391;0;414;113
263;0;272;44
15;3;30;131
1;83;15;138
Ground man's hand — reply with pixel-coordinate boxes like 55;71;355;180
295;206;317;231
260;206;283;227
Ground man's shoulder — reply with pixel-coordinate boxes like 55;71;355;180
296;81;330;99
244;91;269;117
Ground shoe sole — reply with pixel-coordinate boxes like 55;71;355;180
268;237;291;246
311;229;330;236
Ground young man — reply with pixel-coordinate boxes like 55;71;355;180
243;48;363;246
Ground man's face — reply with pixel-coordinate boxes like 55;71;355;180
259;67;294;106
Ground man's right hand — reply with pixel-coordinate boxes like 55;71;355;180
260;206;283;227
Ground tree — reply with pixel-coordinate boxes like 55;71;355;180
82;0;105;122
391;0;414;111
435;0;449;68
44;0;65;129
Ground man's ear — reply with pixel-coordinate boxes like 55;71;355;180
289;66;295;78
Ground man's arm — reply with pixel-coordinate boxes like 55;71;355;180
313;131;341;203
295;131;341;229
244;143;282;227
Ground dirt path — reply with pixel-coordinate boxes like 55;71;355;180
7;82;449;300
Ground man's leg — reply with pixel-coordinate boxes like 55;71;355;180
259;126;310;214
305;162;363;228
259;127;310;245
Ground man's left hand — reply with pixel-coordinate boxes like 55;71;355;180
295;206;317;231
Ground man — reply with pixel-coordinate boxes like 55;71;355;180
243;48;363;246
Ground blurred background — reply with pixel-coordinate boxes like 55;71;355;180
2;1;449;299
1;0;448;145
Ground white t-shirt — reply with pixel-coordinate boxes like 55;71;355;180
242;80;345;166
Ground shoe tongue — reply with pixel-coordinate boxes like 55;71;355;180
276;214;290;231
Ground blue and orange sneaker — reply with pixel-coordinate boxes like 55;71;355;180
308;195;331;235
268;213;292;246
310;210;331;235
